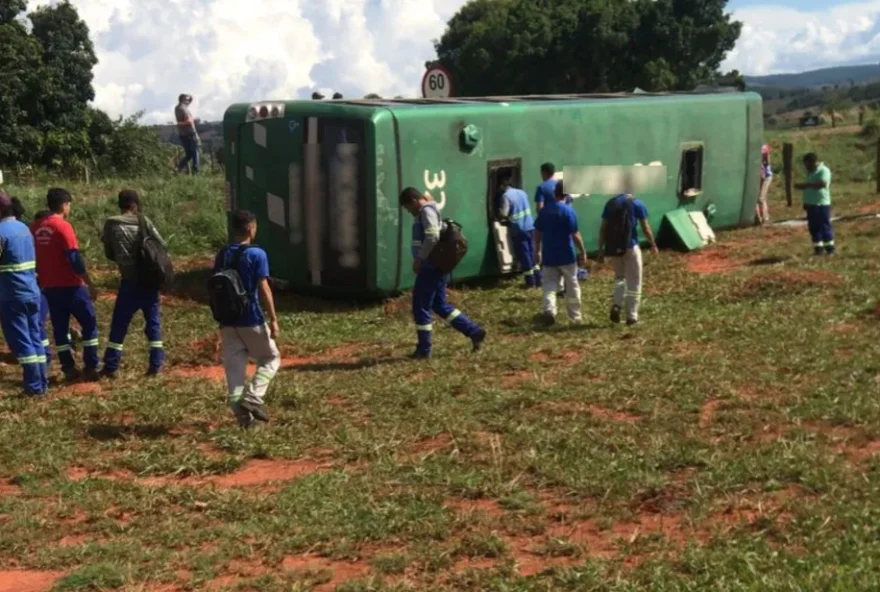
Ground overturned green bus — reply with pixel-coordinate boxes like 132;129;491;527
222;91;762;296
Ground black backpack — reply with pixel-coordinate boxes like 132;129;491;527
429;219;468;273
208;246;252;324
135;215;174;291
603;196;635;257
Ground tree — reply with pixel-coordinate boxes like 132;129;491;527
364;93;383;99
824;94;852;128
433;0;742;96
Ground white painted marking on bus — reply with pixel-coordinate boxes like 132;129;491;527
288;163;303;244
245;166;254;180
267;192;285;228
253;123;267;148
304;117;322;285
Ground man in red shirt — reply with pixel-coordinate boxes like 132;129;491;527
31;188;100;381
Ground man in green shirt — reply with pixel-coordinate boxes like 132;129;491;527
794;153;834;255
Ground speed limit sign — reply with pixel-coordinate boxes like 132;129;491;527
422;64;454;99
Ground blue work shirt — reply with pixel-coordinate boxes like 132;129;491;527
534;200;578;267
213;243;270;327
536;180;573;206
601;194;649;249
502;188;535;233
0;217;41;304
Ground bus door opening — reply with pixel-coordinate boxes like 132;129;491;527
487;159;522;274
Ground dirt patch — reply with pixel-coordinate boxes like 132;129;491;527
67;454;334;490
0;481;21;497
62;381;102;396
699;400;721;429
500;371;534;388
0;571;64;592
206;559;267;591
736;270;841;298
685;247;747;275
411;433;455;454
188;334;222;364
282;555;371;591
541;401;639;423
858;200;880;214
171;365;227;382
529;351;582;365
446;498;505;517
530;352;551;362
58;535;89;546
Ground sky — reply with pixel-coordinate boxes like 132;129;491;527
22;0;880;123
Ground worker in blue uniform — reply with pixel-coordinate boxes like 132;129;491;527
0;191;48;395
497;174;540;288
399;187;487;359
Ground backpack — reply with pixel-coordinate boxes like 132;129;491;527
429;219;468;273
135;215;174;291
208;246;253;324
603;196;634;257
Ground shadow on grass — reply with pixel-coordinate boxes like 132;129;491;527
749;256;790;266
283;356;409;373
86;424;172;441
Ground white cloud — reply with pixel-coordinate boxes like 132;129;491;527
27;0;466;123
23;0;880;123
723;1;880;75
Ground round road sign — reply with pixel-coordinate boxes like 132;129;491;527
422;65;453;99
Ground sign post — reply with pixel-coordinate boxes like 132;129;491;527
422;64;454;99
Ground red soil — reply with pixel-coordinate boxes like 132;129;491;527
0;571;64;592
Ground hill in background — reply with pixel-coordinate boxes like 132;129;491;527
746;64;880;89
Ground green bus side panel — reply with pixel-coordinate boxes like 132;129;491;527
388;93;760;290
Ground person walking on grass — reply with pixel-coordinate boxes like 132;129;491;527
210;210;280;429
175;93;200;175
0;190;48;396
534;180;587;325
598;180;658;327
100;190;166;379
31;188;100;381
399;187;487;359
795;153;835;255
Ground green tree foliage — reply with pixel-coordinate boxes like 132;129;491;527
433;0;742;96
0;0;169;176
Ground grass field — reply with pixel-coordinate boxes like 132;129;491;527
2;127;880;591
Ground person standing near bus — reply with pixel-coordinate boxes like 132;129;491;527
497;175;541;288
756;144;772;224
795;153;834;255
534;163;560;212
399;187;487;359
175;93;200;175
32;188;101;381
0;191;48;396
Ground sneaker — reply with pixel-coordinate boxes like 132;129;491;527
471;328;487;352
99;368;118;381
813;247;824;256
610;306;622;324
408;350;431;360
146;367;161;377
83;368;100;382
626;318;639;327
541;312;556;326
240;400;270;423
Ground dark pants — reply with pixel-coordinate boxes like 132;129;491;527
412;267;481;356
44;286;99;373
0;298;47;394
805;205;834;253
177;135;200;174
512;229;541;287
103;281;164;373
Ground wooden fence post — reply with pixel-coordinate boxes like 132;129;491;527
783;142;793;207
876;138;880;194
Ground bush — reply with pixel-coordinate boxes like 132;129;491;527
92;111;177;178
860;117;880;138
